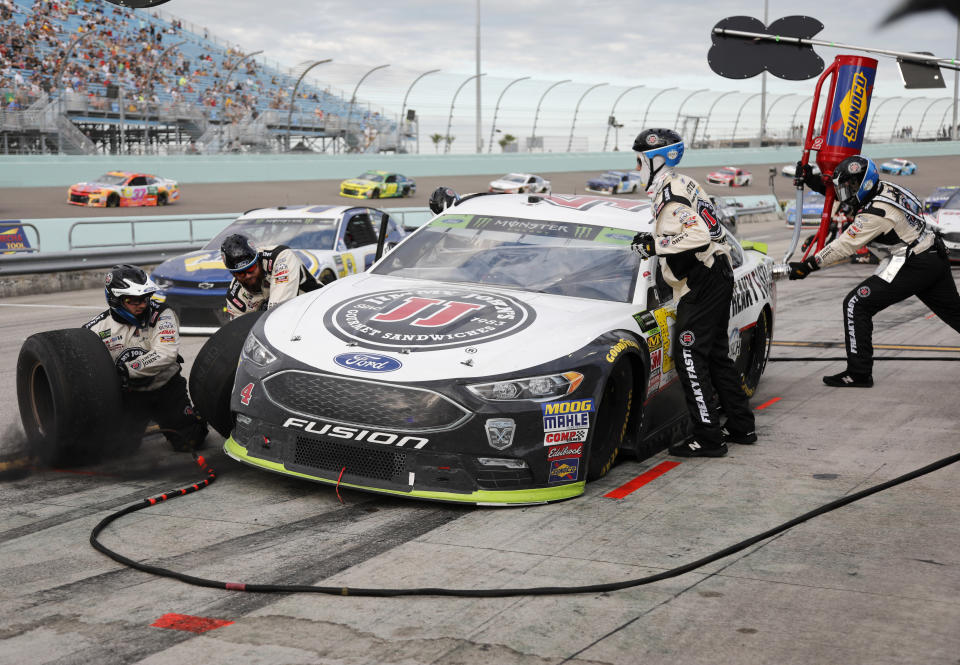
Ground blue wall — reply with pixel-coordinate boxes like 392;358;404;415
1;142;958;188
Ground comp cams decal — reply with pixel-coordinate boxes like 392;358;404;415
325;288;535;351
542;399;593;445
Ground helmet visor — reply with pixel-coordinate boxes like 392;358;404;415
636;153;652;189
834;179;859;206
228;255;258;274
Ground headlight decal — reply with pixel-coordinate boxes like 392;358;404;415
242;333;277;366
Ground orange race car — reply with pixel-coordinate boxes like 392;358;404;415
67;171;180;207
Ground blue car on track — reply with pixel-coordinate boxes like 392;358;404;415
785;192;827;227
879;158;917;175
584;171;641;195
923;185;960;215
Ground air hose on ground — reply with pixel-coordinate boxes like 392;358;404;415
89;448;960;598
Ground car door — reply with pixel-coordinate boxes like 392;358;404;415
619;174;630;193
338;209;380;273
123;175;150;204
383;174;399;197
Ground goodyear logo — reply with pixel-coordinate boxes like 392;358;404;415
606;337;640;363
542;399;594;415
839;71;869;142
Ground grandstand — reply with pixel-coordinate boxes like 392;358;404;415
0;0;397;155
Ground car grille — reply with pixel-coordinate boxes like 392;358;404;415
292;435;407;482
177;306;227;328
70;193;89;203
475;466;534;489
263;371;470;431
943;231;960;244
342;187;360;196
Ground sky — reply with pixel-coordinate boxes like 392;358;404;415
147;0;960;151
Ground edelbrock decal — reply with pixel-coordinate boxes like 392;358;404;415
333;352;403;373
325;288;535;351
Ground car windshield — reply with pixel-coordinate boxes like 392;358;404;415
93;174;127;185
720;168;738;175
204;218;339;251
373;214;640;302
941;190;960;211
501;175;526;183
359;172;384;182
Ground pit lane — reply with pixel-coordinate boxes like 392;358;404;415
1;210;959;663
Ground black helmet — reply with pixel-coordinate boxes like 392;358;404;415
429;186;461;215
633;128;684;193
220;233;260;272
105;264;157;327
832;155;880;216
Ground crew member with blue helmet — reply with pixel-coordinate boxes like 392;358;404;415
790;156;960;387
83;264;207;452
631;128;756;458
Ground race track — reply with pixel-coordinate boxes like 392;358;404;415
2;217;959;664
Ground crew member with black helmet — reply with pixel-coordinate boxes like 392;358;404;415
428;186;462;215
83;264;207;452
220;233;320;320
790;156;960;386
632;128;756;458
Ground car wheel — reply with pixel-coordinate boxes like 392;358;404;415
401;186;410;197
319;268;336;284
189;311;265;438
107;194;119;207
157;193;167;206
16;329;123;466
371;188;380;199
587;359;634;481
738;308;772;398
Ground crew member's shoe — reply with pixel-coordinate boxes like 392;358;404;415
721;425;758;445
668;440;728;458
822;371;873;388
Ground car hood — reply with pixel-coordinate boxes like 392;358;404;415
259;273;638;382
587;175;618;185
342;178;377;188
71;182;116;192
153;249;230;282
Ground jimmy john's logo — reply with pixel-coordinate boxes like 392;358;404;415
326;288;535;351
282;417;428;449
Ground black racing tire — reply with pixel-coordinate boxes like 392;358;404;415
401;186;410;197
157;193;167;206
106;194;119;207
587;360;634;482
371;188;380;199
739;308;772;398
189;311;265;438
319;269;337;284
631;184;638;193
16;329;122;466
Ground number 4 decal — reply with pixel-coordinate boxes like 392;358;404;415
240;382;254;406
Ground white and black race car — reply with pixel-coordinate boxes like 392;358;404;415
191;193;776;505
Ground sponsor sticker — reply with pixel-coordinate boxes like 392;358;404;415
98;329;111;339
548;457;580;483
543;429;588;446
646;332;662;352
541;399;594;416
679;330;696;347
159;335;175;343
858;286;871;297
547;443;584;459
333;352;403;373
606;337;640;363
543;412;590;432
240;382;254;406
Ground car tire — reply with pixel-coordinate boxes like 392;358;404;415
371;188;380;199
189;311;265;438
402;186;410;197
738;308;772;398
16;329;123;466
586;359;634;482
107;194;119;207
319;269;336;284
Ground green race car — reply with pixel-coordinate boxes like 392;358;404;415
339;171;417;199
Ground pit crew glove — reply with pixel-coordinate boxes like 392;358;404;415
117;363;130;391
631;232;655;260
788;257;819;280
793;163;826;194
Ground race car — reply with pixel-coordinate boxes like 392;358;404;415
879;158;917;175
150;205;405;334
781;163;821;178
706;167;753;187
584;171;641;195
784;191;828;227
339;171;416;199
930;189;960;264
67;171;180;207
488;173;551;194
923;186;960;216
191;193;776;506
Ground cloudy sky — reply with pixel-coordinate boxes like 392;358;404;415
152;0;960;150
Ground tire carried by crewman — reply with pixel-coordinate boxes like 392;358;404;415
587;359;634;481
189;311;264;437
16;328;123;466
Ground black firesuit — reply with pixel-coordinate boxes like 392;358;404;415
803;176;960;378
649;169;755;448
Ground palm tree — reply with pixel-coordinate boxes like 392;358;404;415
430;133;444;153
498;133;517;152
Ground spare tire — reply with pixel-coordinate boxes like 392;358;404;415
189;311;264;437
17;329;122;466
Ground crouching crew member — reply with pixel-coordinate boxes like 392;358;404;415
790;156;960;387
83;264;207;452
220;233;320;319
632;128;756;458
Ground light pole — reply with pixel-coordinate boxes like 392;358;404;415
730;92;761;147
345;64;390;152
865;96;902;140
701;90;740;148
218;49;262;152
399;68;440;153
762;93;797;139
445;72;486;154
530;79;570;152
917;97;950;140
144;40;184;154
673;88;708;131
54;30;98;154
641;87;677;129
890;97;927;141
567;82;607;152
488;76;529;153
602;84;644;151
285;58;331;151
789;95;814;139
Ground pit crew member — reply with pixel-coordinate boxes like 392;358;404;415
790;156;960;387
632;128;756;458
220;233;320;319
83;264;207;452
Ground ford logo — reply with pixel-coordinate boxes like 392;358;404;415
333;352;402;372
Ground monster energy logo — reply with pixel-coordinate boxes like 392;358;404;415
464;216;600;240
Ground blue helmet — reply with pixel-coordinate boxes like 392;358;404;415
633;128;684;192
832;156;880;215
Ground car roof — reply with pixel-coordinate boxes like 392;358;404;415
450;193;653;231
105;171;139;177
237;205;360;220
